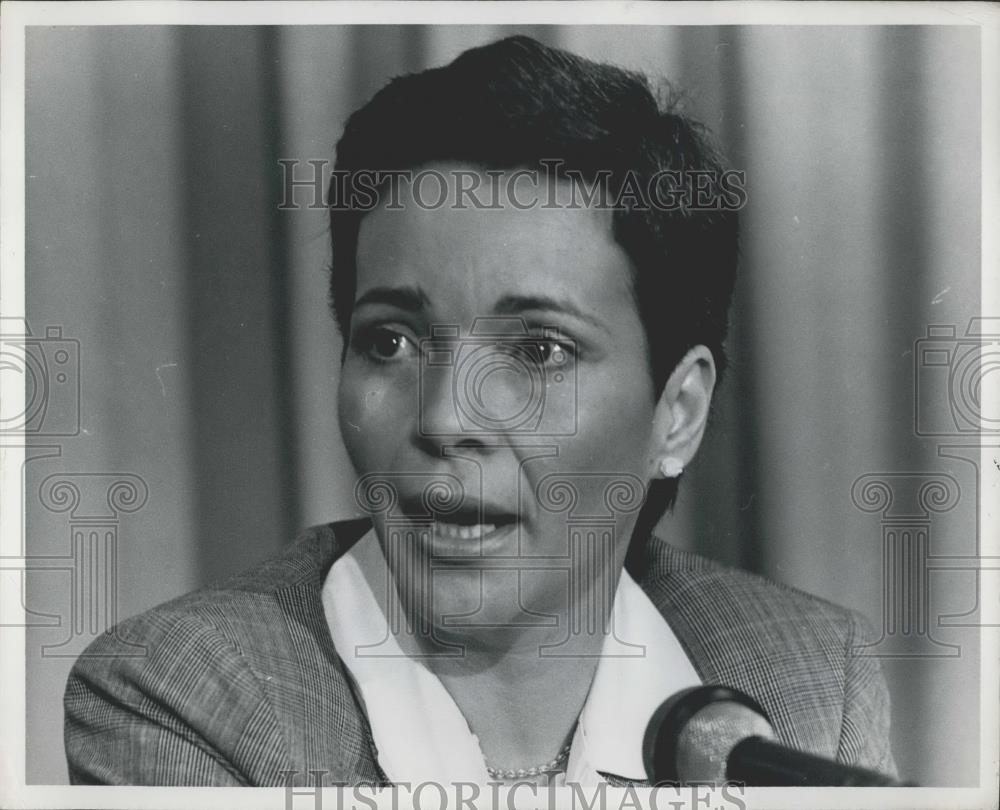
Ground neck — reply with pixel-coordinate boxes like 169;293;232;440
403;604;609;773
362;531;628;771
433;636;602;773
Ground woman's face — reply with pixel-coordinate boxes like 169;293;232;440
338;163;665;650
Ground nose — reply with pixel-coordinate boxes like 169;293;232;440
415;357;492;454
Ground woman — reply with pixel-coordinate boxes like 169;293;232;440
64;35;896;786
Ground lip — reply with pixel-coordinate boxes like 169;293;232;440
426;519;519;560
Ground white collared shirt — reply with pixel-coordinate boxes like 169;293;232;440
322;530;701;784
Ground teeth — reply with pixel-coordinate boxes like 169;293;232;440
434;521;498;540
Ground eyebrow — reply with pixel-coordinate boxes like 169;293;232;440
493;294;607;332
353;285;430;312
352;287;606;333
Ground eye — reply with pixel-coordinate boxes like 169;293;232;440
515;337;574;369
354;325;416;363
537;339;572;367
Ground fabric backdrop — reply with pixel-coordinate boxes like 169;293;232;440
23;24;982;786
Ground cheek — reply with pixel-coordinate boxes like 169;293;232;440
337;365;404;472
523;366;656;549
565;369;656;475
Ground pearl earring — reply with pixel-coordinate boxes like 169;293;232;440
659;457;684;479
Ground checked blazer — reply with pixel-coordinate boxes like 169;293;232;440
64;519;897;785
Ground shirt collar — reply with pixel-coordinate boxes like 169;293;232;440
567;571;701;781
323;529;700;784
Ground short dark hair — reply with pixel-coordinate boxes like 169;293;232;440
329;35;739;572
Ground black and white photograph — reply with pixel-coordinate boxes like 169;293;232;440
1;2;997;809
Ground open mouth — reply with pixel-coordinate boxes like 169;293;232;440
393;495;520;545
433;520;503;541
426;505;519;543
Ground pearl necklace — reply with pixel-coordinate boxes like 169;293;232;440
486;742;572;781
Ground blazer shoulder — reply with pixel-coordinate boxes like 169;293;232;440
64;583;283;784
64;518;375;785
640;538;892;769
642;538;867;638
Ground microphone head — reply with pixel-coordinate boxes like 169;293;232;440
643;685;776;785
675;697;776;783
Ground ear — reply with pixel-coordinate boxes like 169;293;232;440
647;345;717;479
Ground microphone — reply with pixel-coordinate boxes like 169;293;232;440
642;685;909;787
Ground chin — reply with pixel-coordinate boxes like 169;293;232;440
426;570;563;640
